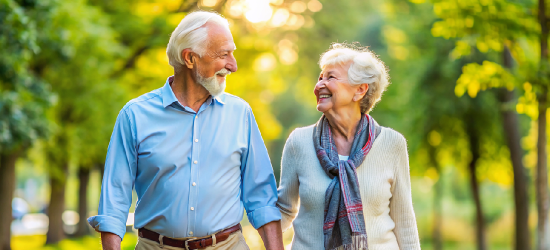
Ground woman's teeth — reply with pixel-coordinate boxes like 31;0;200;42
319;94;332;98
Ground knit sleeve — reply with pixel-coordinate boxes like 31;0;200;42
389;134;421;250
276;130;301;232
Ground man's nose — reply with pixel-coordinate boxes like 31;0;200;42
226;56;238;73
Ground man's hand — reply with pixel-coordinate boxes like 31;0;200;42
101;232;122;250
256;221;284;250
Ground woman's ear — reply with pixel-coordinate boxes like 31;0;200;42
354;83;369;102
182;49;195;69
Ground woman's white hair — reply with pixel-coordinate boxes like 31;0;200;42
319;43;390;114
166;11;230;71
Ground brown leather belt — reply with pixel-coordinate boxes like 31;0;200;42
138;224;241;249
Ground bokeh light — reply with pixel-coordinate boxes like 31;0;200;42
290;1;307;13
254;53;277;71
244;0;273;23
271;8;290;27
307;0;323;12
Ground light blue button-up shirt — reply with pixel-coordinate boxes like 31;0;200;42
88;77;281;240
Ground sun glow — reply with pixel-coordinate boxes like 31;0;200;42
244;0;273;23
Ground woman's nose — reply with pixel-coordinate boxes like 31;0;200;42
314;80;325;90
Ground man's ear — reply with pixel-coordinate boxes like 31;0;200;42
354;83;369;102
182;49;195;69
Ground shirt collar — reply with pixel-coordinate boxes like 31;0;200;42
161;76;226;108
213;94;225;105
161;76;179;108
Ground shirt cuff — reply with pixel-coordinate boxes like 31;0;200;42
88;215;127;240
246;206;282;229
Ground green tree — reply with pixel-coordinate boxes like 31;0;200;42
0;1;52;249
536;0;549;248
424;0;539;248
23;0;123;243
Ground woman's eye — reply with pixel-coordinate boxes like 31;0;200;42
329;76;335;79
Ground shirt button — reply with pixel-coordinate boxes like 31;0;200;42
193;161;198;164
195;139;199;142
192;182;196;186
189;231;193;235
190;207;194;211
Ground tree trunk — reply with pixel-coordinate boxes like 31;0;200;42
536;87;549;250
466;122;487;250
499;47;531;250
75;167;90;237
429;147;443;250
432;173;443;250
0;150;22;250
46;162;69;244
537;0;550;249
99;162;104;184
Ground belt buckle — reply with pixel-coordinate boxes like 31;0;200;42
184;237;197;250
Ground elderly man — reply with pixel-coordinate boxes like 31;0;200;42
88;11;283;250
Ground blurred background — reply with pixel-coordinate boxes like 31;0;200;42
0;0;547;249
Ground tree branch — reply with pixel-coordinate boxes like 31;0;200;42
174;0;200;13
110;44;151;78
111;1;204;78
110;0;232;78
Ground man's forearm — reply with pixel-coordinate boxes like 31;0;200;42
257;220;284;250
101;232;122;250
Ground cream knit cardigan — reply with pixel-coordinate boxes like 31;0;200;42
277;125;421;250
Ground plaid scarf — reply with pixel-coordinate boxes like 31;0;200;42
313;114;378;250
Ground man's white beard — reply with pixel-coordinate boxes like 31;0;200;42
195;68;231;97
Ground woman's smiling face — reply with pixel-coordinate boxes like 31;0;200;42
314;62;360;113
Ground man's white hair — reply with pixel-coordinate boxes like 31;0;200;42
166;11;230;71
319;43;390;114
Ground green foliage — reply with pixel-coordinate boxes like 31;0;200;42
456;61;516;98
0;0;52;152
30;0;126;168
430;0;538;58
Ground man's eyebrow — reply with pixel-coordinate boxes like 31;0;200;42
218;45;237;53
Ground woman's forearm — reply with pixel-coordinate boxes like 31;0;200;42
277;132;300;231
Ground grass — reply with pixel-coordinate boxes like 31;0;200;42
11;234;138;250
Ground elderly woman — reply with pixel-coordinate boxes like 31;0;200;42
277;44;421;250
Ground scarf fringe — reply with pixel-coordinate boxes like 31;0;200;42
331;235;368;250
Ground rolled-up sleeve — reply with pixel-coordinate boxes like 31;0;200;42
240;107;282;229
88;108;137;240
